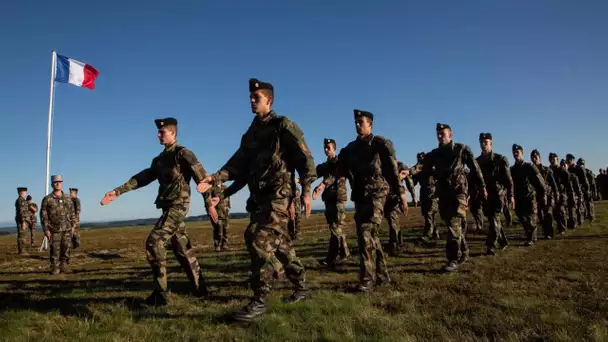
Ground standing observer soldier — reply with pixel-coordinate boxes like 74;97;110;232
26;195;38;247
15;187;31;255
510;144;546;246
101;117;215;307
41;175;78;274
422;123;487;272
200;78;317;322
205;180;232;251
313;138;351;268
411;152;440;242
530;150;559;239
331;109;405;292
69;188;82;248
476;133;514;256
549;153;572;234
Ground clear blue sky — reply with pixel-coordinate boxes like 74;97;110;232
1;0;607;224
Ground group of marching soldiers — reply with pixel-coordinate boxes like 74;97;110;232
14;176;81;274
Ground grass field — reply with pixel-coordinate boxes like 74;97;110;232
0;202;607;341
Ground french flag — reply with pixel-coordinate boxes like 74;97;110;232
55;54;99;90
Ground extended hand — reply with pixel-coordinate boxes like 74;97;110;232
481;187;488;200
312;184;325;200
510;197;516;211
413;199;419;208
289;202;295;220
197;176;214;193
207;206;218;223
303;193;312;218
101;191;118;205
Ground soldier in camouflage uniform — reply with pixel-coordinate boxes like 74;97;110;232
422;123;486;272
577;158;596;222
476;133;514;255
200;78;316;322
502;194;513;228
101;117;212;306
26;195;38;247
205;180;231;251
467;166;485;233
411;152;440;242
381;161;411;256
288;178;302;240
69;188;81;249
313;138;351;267
548;153;572;234
566;154;588;226
41;175;78;274
559;158;582;229
15;187;30;255
530;150;559;239
329;109;404;292
510;144;546;246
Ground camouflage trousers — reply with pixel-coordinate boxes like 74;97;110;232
384;197;403;251
250;197;306;297
576;196;585;226
16;221;33;253
469;196;484;231
584;194;595;221
244;210;283;278
287;201;301;239
50;230;72;266
483;194;508;251
211;217;229;248
437;190;468;263
354;196;389;284
460;215;469;256
420;196;439;239
323;200;350;263
502;200;513;228
553;195;568;234
566;196;578;229
538;197;555;238
146;203;203;293
515;197;538;242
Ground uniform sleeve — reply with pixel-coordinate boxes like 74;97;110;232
587;170;597;195
463;145;486;189
18;199;30;222
529;164;546;198
500;156;514;199
404;176;416;201
68;197;77;227
547;168;559;201
572;175;583;197
335;147;354;189
180;148;208;184
222;178;247;199
74;198;82;218
281;119;317;194
113;162;158;196
40;197;49;233
376;137;401;196
578;168;590;193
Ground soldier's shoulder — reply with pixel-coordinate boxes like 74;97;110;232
454;142;471;150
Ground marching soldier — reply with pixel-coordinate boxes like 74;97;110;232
422;123;486;272
200;78;316;322
530;150;559;239
548;153;572;235
467;166;485;233
510;144;546;246
26;195;38;247
205;180;232;251
411;152;440;242
566;154;588;226
41;175;78;274
15;187;30;255
476;133;514;255
101;117;213;306
560;159;583;229
313;138;351;267
577;158;596;222
69;188;81;249
382;161;410;256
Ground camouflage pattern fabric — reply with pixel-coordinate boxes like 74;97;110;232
41;191;77;267
384;185;405;251
567;170;583;228
551;164;570;234
570;165;588;225
288;188;301;239
28;202;38;245
536;164;559;238
584;168;596;221
207;181;231;248
510;161;546;242
50;230;72;267
411;161;439;239
72;197;81;235
15;196;30;253
502;198;513;228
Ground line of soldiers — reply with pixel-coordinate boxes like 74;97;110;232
88;77;599;323
14;179;81;273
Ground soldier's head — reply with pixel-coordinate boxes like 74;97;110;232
398;162;409;180
479;133;492;154
560;159;568;170
70;188;78;198
566;153;575;165
512;144;524;162
17;187;27;198
416;152;425;163
26;195;32;202
51;175;63;191
530;149;541;165
154;117;178;146
549;152;559;166
600;169;604;175
353;110;373;137
249;78;274;116
323;138;336;157
576;158;585;167
436;123;452;145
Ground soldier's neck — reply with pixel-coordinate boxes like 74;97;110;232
52;190;62;196
256;110;273;121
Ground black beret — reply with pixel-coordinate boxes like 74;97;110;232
512;144;523;151
417;152;426;159
354;109;374;121
436;123;451;130
17;187;27;192
155;117;178;129
530;149;540;157
548;152;558;158
479;132;492;141
249;78;273;92
566;153;575;160
324;138;336;145
69;188;78;192
560;159;567;166
577;158;585;165
397;161;408;171
26;195;32;201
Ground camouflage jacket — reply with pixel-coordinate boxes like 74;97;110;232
72;197;81;220
510;161;546;200
476;152;514;199
15;197;30;223
335;134;401;203
567;169;584;199
205;181;231;219
535;164;559;202
402;175;416;202
292;186;302;213
423;142;485;195
28;202;38;223
585;169;597;198
411;160;436;200
212;111;316;204
41;191;77;233
571;165;590;196
550;165;573;200
316;155;348;202
114;142;211;209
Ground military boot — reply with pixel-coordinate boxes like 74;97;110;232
357;279;374;293
283;286;312;304
194;272;210;298
376;271;392;286
144;290;168;307
442;261;459;272
50;265;60;275
60;263;72;274
232;296;268;322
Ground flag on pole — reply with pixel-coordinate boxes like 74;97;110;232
55;53;99;90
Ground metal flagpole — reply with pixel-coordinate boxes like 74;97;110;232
45;50;57;196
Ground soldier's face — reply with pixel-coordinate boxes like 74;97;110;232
512;150;523;161
19;191;26;198
52;181;63;191
355;117;372;136
250;90;271;115
70;191;77;198
436;128;452;145
531;154;540;165
550;156;557;165
157;127;176;145
399;169;409;180
324;143;335;157
480;139;492;153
